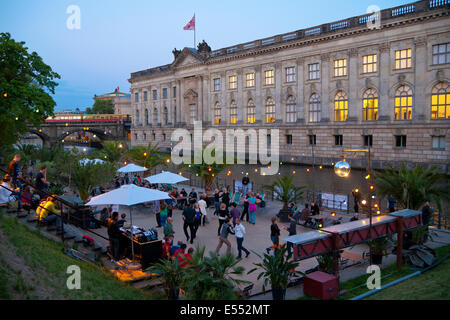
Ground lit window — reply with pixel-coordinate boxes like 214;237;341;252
363;54;377;73
362;88;379;121
247;99;256;124
309;63;320;80
265;97;276;123
214;102;221;124
230;100;238;124
334;59;347;77
395;85;413;120
395;49;412;69
431;82;450;119
264;70;274;85
432;136;445;149
433;43;450;65
286;67;296;82
309;93;321;123
213;78;221;91
286;96;296;123
229;75;237;90
246;73;255;88
334;91;348;122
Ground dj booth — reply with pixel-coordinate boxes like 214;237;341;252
118;228;162;270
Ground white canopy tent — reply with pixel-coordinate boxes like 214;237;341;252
86;184;170;267
117;163;148;173
79;158;104;165
144;171;189;185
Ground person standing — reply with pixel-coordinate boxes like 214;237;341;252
193;202;202;234
387;196;396;213
107;212;121;262
230;202;240;226
311;202;320;216
217;203;230;236
8;154;21;191
198;194;208;226
234;219;250;259
213;189;220;215
284;214;297;257
154;200;162;228
242;175;250;195
188;188;197;205
215;218;235;256
266;217;280;255
221;188;230;209
182;202;196;244
247;193;257;225
240;190;250;222
164;217;175;243
160;202;168;227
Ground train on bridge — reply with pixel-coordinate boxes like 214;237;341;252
45;114;131;123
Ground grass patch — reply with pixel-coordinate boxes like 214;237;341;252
0;214;162;300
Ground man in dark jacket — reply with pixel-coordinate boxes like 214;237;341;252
284;214;297;257
107;212;121;262
182;202;196;244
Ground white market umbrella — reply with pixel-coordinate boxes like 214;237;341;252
86;184;170;265
145;171;189;185
117;163;148;173
79;158;104;165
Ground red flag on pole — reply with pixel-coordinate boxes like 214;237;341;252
183;15;195;30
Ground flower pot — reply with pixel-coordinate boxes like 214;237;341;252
371;253;383;265
271;288;286;300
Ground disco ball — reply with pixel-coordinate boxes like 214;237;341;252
334;159;351;178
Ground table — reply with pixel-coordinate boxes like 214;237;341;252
118;230;162;270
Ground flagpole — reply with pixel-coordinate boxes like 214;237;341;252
194;13;196;49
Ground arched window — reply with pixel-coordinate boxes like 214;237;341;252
431;82;449;119
153;108;158;124
286;96;296;123
214;102;221;124
163;107;168;125
395;85;413;120
265;97;276;123
230;100;238;124
362;89;378;121
247;99;256;124
334;91;348;122
145;109;149;125
309;93;321;123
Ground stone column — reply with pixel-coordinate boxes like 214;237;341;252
378;42;391;121
275;62;282;122
414;36;427;122
255;65;263;124
297;58;305;123
348;48;359;122
320;54;330;123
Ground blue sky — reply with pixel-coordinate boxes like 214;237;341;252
0;0;411;110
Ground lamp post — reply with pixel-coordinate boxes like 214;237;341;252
334;149;373;265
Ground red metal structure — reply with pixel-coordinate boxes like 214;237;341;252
284;209;422;274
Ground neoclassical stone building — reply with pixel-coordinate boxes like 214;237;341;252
129;0;450;172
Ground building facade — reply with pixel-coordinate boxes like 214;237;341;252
129;0;450;172
94;88;132;115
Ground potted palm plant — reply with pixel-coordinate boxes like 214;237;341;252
248;245;300;300
367;237;389;265
147;258;184;300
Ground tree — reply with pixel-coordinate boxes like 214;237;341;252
147;256;185;300
125;143;167;175
181;146;226;197
90;140;126;164
375;162;450;212
0;32;60;146
71;161;116;201
182;246;247;300
263;176;305;210
86;99;114;114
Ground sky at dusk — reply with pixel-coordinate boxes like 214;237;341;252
0;0;411;111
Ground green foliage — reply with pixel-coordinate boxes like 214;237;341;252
248;245;301;293
126;143;167;174
367;237;390;256
0;32;60;146
316;252;334;274
263;176;305;209
147;256;184;300
90;141;126;164
375;162;450;211
71;161;116;201
182;245;248;300
86;99;114;114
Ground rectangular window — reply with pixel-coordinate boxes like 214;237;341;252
267;134;271;146
433;43;450;65
245;73;255;88
309;135;316;145
334;135;343;146
286;67;296;82
432;136;445;149
395;135;407;148
309;63;320;80
163;88;168;99
135;92;139;103
363;54;377;73
173;87;177;98
264;70;274;85
229;75;237;90
286;134;293;145
334;59;347;77
153;90;157;100
213;78;221;91
363;135;373;147
144;91;148;102
395;49;412;69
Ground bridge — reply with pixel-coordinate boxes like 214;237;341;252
28;114;131;147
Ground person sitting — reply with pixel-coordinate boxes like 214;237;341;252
350;213;359;222
39;195;63;232
173;243;187;259
179;247;194;268
169;241;183;257
298;203;311;226
20;186;33;213
0;174;14;206
162;236;172;259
